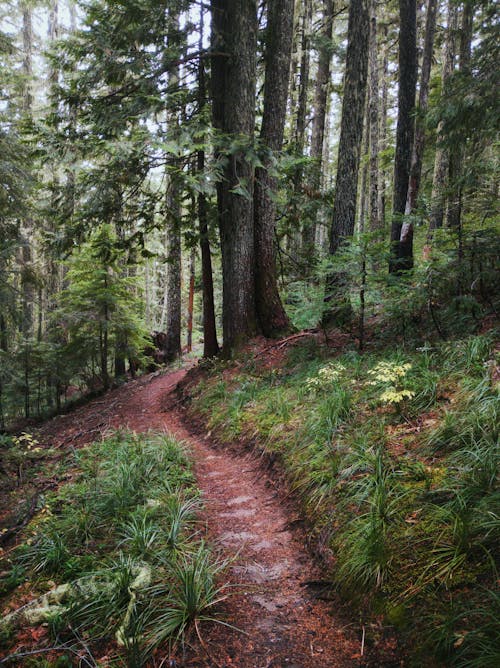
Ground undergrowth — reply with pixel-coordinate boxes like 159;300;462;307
189;332;499;666
0;431;230;667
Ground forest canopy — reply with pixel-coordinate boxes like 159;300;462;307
0;0;498;424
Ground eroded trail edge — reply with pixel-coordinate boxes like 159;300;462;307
34;368;362;667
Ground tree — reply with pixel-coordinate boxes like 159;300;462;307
368;0;381;232
428;0;459;237
254;0;294;338
389;0;417;272
163;10;182;363
57;225;148;391
406;0;438;213
325;0;370;321
302;0;335;255
196;4;219;358
211;0;258;354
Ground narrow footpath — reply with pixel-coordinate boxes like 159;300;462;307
33;368;384;667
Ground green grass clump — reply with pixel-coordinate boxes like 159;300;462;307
3;431;229;666
189;333;498;665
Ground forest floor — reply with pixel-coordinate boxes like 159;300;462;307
1;359;401;667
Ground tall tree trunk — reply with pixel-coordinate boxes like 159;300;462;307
407;0;438;213
368;0;380;232
359;95;370;234
302;0;335;256
325;0;370;323
428;0;458;237
446;1;474;230
254;0;294;338
389;0;417;272
197;5;219;358
378;22;389;228
293;0;312;262
20;3;34;341
295;0;312;155
186;248;195;353
164;12;182;363
211;0;258;355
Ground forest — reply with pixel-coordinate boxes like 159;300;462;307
0;0;498;666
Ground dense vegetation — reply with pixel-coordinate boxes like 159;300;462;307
0;0;498;665
189;332;498;665
0;431;229;665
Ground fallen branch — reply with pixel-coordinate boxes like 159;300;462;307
255;330;319;356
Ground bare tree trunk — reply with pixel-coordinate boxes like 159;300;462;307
301;0;334;255
359;95;370;234
389;0;417;272
254;0;294;337
164;12;182;363
325;0;370;324
211;0;258;355
428;0;458;237
186;248;195;353
368;0;380;232
197;5;219;358
407;0;438;213
378;22;389;228
292;0;312;263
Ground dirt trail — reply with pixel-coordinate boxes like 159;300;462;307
33;368;368;667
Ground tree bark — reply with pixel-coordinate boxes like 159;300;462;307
254;0;294;338
378;22;389;228
292;0;312;262
389;0;417;272
325;0;370;323
302;0;335;255
407;0;438;213
211;0;258;355
197;5;219;358
328;0;370;256
428;0;458;238
368;0;380;232
164;12;182;363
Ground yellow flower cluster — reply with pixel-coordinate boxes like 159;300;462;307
379;388;415;404
12;432;42;455
366;361;414;407
367;361;412;384
306;363;346;391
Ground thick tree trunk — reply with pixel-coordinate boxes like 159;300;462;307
254;0;294;338
293;0;312;261
368;0;380;232
407;0;438;213
328;0;370;255
197;8;219;358
164;14;182;363
295;0;312;156
302;0;335;256
325;0;370;323
389;0;417;272
211;0;258;355
428;0;458;238
20;4;34;340
378;23;389;228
